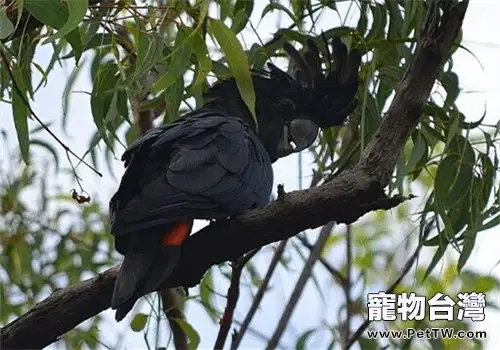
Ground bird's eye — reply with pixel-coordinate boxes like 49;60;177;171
278;98;296;112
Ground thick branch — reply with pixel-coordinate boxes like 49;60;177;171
359;0;469;183
0;160;408;349
0;1;468;348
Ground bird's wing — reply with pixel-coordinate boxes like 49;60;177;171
110;109;273;253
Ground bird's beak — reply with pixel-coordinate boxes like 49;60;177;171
277;119;319;158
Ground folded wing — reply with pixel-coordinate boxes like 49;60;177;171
110;109;274;253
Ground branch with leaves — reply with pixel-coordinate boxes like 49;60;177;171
0;1;469;348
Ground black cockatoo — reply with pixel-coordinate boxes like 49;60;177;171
109;37;361;321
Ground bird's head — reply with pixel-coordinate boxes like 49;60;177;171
203;36;362;162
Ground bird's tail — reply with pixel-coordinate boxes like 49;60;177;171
111;220;193;321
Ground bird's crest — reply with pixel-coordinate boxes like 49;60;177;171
260;35;362;128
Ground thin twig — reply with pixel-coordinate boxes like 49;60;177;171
265;222;335;350
233;320;288;350
231;241;287;349
297;235;346;286
232;164;323;349
343;224;352;349
65;151;86;193
214;249;259;350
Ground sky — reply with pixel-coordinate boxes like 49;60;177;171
1;0;500;349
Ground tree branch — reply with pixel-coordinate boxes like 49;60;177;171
343;224;353;350
214;251;257;350
358;0;469;183
298;235;346;286
231;240;287;349
266;222;334;350
0;0;468;348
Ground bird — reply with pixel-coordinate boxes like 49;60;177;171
109;36;362;321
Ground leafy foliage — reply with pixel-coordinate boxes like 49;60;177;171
0;0;499;349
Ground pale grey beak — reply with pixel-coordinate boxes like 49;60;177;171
277;119;319;158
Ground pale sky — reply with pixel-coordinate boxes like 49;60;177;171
1;1;499;349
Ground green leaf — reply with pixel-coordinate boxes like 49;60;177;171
130;313;148;332
451;28;463;55
32;62;49;92
365;4;386;42
152;26;193;93
62;64;83;131
90;63;119;148
199;269;219;321
261;3;298;27
402;0;419;36
408;130;430;180
231;0;254;34
458;110;486;130
481;212;500;231
435;154;474;208
62;33;114;59
358;337;378;349
116;89;130;124
442;111;461;152
457;170;490;272
209;18;256;123
190;32;211;94
25;0;83;63
423;244;447;281
404;131;427;175
441;71;460;106
49;0;88;41
295;329;316;350
164;76;184;123
356;2;368;37
135;31;155;76
219;0;232;22
457;229;477;273
478;154;494;212
421;117;446;143
30;139;60;170
125;125;138;146
128;32;164;86
385;0;403;38
11;69;30;164
171;318;200;350
0;9;14;39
